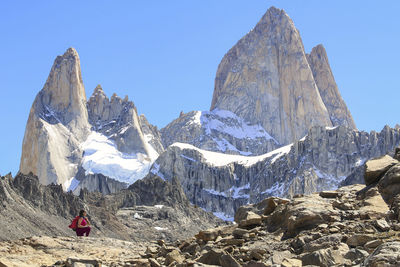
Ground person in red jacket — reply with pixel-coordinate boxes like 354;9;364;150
76;210;91;237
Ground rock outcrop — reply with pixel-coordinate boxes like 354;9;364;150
161;109;279;156
152;125;400;218
306;44;356;129
210;7;335;145
20;48;90;188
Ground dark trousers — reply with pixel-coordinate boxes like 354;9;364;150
76;226;91;236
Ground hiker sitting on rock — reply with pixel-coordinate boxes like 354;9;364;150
76;210;91;237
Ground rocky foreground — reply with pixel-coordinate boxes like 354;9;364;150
2;150;400;266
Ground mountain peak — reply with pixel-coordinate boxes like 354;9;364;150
211;7;332;145
307;44;356;129
257;6;293;29
91;84;106;98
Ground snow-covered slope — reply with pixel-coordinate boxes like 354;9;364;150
81;131;157;184
161;109;280;156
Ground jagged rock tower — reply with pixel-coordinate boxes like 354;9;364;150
20;48;164;193
20;48;90;188
306;44;356;128
211;7;355;145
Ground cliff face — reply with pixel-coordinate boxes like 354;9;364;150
211;7;333;145
20;48;90;188
306;44;356;129
151;126;400;218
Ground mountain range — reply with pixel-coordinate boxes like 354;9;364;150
18;6;400;221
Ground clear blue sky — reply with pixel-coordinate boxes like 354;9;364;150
0;1;399;176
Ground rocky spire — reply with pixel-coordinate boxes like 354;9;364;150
87;85;151;155
20;48;90;188
306;44;356;129
210;7;333;145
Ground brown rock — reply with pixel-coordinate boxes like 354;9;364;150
149;258;161;267
347;234;375;247
364;155;398;185
272;250;293;264
196;248;224;265
243;261;268;267
195;228;221;242
364;240;383;250
239;212;262;228
219;254;241;267
319;191;340;198
222;238;245;246
232;228;250;238
259;197;289;215
165;249;184;265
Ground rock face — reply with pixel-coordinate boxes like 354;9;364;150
161;109;279;156
87;85;151;155
211;7;336;145
20;48;90;188
306;44;356;129
152;125;400;218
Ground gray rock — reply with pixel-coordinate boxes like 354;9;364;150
374;219;390;232
344;248;369;264
378;163;400;203
363;241;400;266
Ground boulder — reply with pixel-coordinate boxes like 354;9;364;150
374;219;390;232
219;254;241;267
346;234;375;247
196;228;221;242
283;195;340;237
364;155;398;185
378;163;400;202
196;249;224;265
363;241;400;266
238;212;262;228
165;249;184;265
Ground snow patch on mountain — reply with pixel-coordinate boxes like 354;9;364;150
171;142;293;167
202;109;276;141
80;132;155;184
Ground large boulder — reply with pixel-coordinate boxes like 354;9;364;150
378;163;400;202
364;155;398;186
